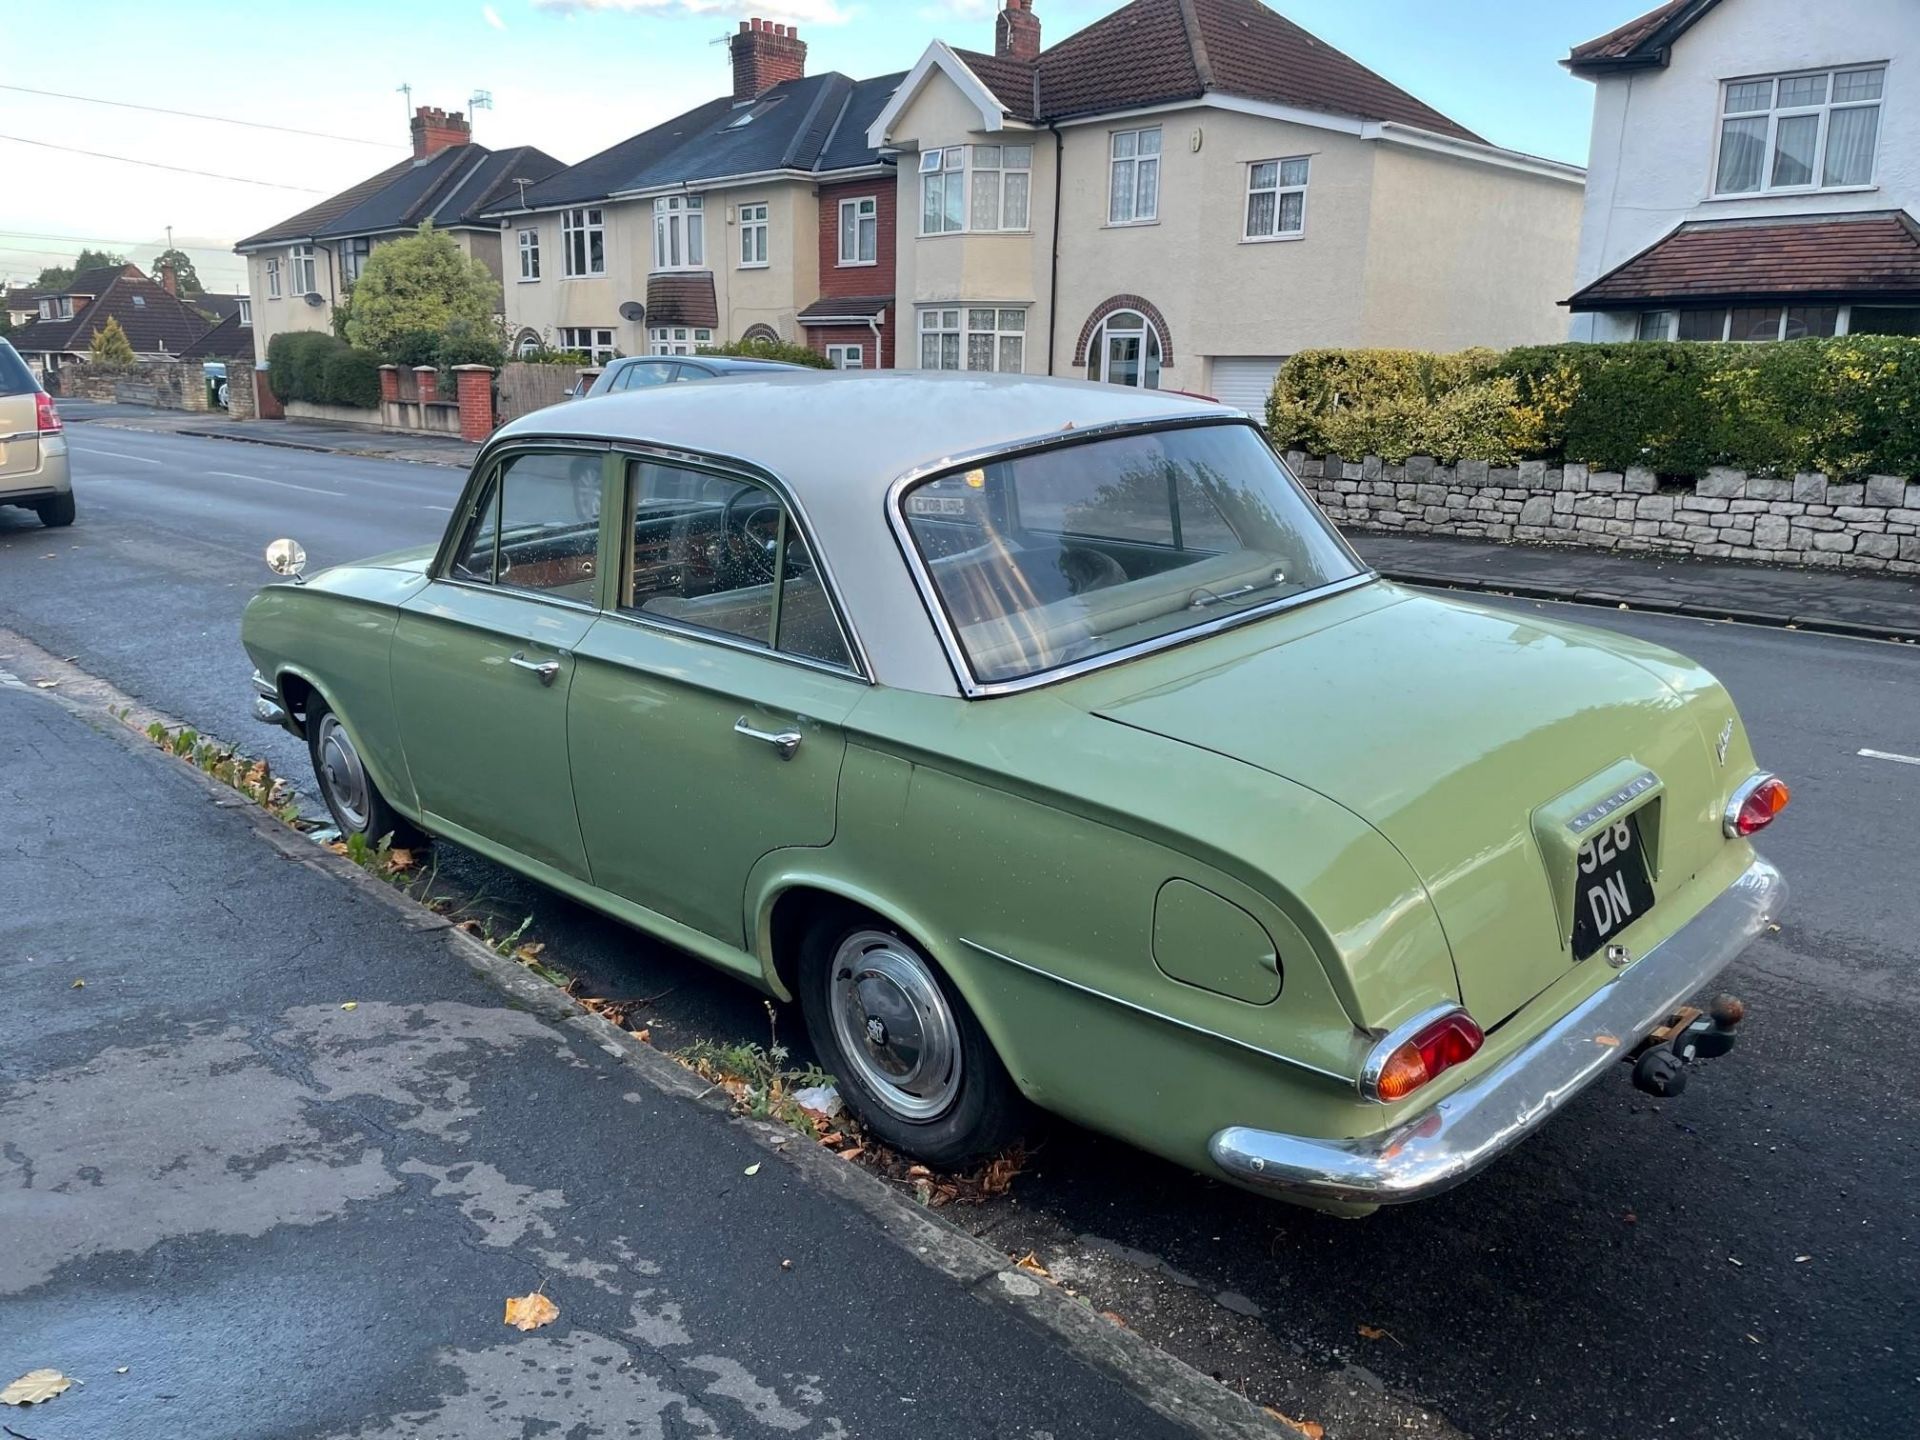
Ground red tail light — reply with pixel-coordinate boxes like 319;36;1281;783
1726;773;1789;837
35;392;61;432
1361;1008;1485;1103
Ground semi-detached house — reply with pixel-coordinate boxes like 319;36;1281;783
488;22;905;372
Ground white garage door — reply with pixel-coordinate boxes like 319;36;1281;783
1209;356;1287;414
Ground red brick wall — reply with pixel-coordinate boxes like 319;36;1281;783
810;176;896;368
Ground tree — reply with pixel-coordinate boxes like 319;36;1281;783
148;248;204;295
89;316;136;365
35;248;127;292
343;223;499;359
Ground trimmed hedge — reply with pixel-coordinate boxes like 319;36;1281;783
267;331;382;410
1269;337;1920;479
698;337;833;369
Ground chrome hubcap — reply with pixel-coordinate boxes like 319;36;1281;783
828;930;962;1122
316;715;371;833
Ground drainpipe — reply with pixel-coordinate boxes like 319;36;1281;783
868;308;885;367
1046;121;1063;377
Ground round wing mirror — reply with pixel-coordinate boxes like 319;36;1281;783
265;538;307;579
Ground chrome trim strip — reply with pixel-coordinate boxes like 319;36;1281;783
1356;1003;1470;1102
1207;855;1786;1206
958;938;1350;1084
1723;771;1780;839
882;415;1379;699
0;429;44;443
590;605;870;684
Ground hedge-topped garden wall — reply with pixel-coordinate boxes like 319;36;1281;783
1268;338;1920;481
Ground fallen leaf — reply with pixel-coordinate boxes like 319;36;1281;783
837;1146;864;1162
386;848;416;872
1357;1324;1403;1346
2;1369;73;1405
1099;1310;1128;1328
907;1164;932;1178
743;1163;761;1176
513;942;546;963
1594;1033;1620;1047
340;1002;358;1011
503;1292;559;1331
1263;1408;1325;1440
1014;1251;1051;1279
70;979;85;989
630;1028;651;1044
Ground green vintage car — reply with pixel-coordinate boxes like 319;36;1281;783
243;373;1788;1212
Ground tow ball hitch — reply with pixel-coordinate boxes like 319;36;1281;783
1628;995;1745;1098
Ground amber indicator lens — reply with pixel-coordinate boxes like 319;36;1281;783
1734;777;1790;836
1375;1012;1485;1102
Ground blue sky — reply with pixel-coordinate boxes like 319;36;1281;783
3;0;1650;292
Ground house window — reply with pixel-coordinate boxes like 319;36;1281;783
1108;128;1161;225
37;299;52;319
340;236;371;285
969;146;1032;231
739;203;769;268
648;325;714;356
57;297;76;318
265;257;282;300
920;148;967;235
1851;306;1920;337
1715;66;1885;195
1245;157;1308;240
654;196;705;271
1638;306;1841;342
237;297;252;325
839;197;878;265
918;307;1024;373
558;327;617;363
562;207;606;277
518;228;541;281
1086;309;1163;389
289;245;316;297
826;343;864;369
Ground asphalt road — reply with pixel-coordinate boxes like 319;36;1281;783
4;422;1916;1438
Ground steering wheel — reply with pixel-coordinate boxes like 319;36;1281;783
734;504;783;582
1059;546;1128;596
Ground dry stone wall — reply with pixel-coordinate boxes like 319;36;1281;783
1290;453;1920;576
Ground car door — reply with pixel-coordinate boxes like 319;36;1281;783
390;445;612;880
567;452;867;948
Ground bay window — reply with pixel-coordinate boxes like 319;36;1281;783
654;195;705;271
1715;66;1884;195
1108;127;1161;225
920;148;967;235
919;307;1025;373
969;146;1032;231
562;207;605;277
839;196;878;265
649;325;715;355
1245;157;1309;240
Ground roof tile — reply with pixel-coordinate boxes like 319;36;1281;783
1568;213;1920;308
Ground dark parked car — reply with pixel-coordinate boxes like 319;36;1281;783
578;354;805;399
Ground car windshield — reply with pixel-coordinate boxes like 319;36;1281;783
897;422;1365;686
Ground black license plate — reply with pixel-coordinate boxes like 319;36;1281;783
1571;813;1656;960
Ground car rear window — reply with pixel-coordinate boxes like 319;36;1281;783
896;422;1365;687
0;341;38;397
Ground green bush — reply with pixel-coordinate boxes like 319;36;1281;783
383;330;441;369
698;337;833;369
266;331;381;410
1268;337;1920;478
434;318;506;371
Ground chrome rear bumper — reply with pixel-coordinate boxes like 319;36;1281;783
1208;856;1785;1206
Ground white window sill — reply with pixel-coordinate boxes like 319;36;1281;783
837;258;879;268
916;230;1033;240
561;273;609;281
649;267;712;275
1103;219;1160;230
516;277;541;284
1241;232;1306;245
737;263;771;271
1704;183;1879;202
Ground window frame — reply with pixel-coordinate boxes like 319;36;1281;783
1243;156;1310;242
1712;64;1886;197
1085;308;1164;389
517;227;541;282
434;442;617;617
237;296;252;325
1634;303;1886;343
825;343;864;369
264;258;281;300
561;207;607;278
289;244;316;297
647;325;715;356
557;327;618;363
653;195;706;272
839;195;879;266
919;147;968;236
340;236;372;285
738;201;770;269
607;447;868;680
917;305;1026;373
1107;127;1162;226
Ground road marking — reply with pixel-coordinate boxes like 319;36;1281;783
1858;748;1920;767
210;470;345;498
70;446;162;465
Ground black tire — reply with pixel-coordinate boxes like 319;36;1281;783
797;912;1025;1168
36;492;75;528
306;699;422;848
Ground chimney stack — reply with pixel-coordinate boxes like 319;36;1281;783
157;259;177;297
730;18;807;103
410;105;472;161
997;0;1041;62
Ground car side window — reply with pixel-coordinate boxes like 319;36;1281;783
628;362;678;389
448;452;603;602
618;459;853;671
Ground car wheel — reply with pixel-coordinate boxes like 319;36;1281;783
798;917;1025;1168
36;493;75;528
307;701;421;847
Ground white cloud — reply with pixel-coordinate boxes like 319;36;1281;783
483;4;507;29
531;0;854;24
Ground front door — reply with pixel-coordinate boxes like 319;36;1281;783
391;446;610;880
567;454;866;949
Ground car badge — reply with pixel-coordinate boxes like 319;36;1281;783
1716;718;1734;768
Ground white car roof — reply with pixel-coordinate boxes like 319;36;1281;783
494;372;1244;697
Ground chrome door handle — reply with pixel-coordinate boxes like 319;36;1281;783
509;652;561;686
734;717;802;760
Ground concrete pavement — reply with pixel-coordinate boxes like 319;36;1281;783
0;676;1255;1440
